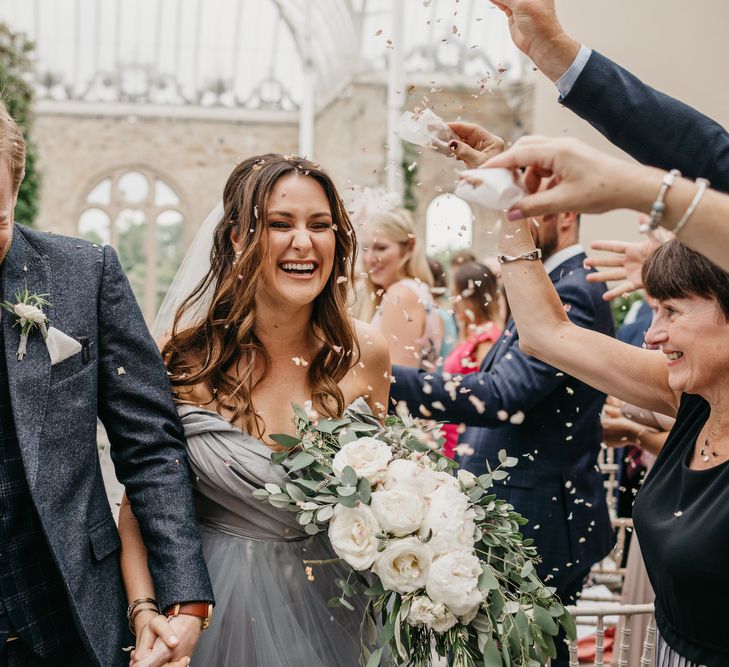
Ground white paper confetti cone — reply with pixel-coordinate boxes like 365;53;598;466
454;168;526;210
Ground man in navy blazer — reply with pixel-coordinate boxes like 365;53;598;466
494;0;729;193
392;207;616;625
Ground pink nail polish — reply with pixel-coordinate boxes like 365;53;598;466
507;209;524;221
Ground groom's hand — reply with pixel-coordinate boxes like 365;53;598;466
491;0;580;82
131;614;201;667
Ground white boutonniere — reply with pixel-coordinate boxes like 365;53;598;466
1;286;50;360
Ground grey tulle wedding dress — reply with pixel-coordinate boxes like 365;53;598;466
178;403;367;667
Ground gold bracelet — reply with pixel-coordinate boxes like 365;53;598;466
130;605;160;635
127;597;160;635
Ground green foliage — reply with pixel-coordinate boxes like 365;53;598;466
401;141;419;213
611;291;643;329
0;23;40;226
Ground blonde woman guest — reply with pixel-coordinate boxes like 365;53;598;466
360;208;444;369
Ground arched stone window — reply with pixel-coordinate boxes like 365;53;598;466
425;194;473;255
77;168;187;323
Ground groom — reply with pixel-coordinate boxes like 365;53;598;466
0;105;212;666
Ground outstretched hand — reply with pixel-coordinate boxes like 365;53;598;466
490;0;580;81
447;122;505;168
584;219;671;301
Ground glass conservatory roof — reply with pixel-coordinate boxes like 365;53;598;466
0;0;523;112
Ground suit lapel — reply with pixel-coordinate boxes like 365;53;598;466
1;226;51;489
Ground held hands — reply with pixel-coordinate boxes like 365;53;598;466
130;613;202;667
490;0;580;81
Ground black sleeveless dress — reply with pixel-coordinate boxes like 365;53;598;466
633;393;729;666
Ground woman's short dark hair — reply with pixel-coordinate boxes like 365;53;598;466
643;239;729;319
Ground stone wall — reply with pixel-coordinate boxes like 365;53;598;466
31;76;531;284
33;112;299;243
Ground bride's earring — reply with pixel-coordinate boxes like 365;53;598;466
234;249;242;262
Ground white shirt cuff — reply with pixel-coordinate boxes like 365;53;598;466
555;45;592;99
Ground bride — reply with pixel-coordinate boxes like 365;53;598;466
118;153;390;666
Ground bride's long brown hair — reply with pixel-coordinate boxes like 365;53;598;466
163;154;359;436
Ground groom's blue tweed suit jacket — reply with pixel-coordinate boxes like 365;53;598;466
392;253;615;593
0;224;212;666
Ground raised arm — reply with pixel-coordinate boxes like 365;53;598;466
562;50;729;191
493;0;729;192
495;214;678;416
485;136;729;275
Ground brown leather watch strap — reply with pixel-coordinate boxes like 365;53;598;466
165;602;213;631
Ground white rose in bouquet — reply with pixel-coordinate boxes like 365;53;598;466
13;303;46;324
373;537;433;594
332;437;393;485
406;595;458;633
379;458;440;497
419;485;476;556
457;469;478;491
430;469;460;491
328;504;381;571
426;549;483;617
370;489;423;537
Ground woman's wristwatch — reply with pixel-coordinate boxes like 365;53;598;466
165;602;214;632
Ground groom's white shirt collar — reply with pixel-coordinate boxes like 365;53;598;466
542;244;584;276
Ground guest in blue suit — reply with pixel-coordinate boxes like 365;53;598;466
392;200;615;614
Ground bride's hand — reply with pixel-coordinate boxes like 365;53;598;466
130;613;198;667
129;609;164;663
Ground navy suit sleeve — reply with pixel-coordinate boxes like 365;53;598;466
391;277;599;426
562;50;729;193
97;246;213;609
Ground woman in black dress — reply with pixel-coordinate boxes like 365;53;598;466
493;228;729;666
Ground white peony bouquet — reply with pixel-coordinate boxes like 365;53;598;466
253;405;575;666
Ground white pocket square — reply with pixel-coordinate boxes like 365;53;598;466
46;327;83;365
